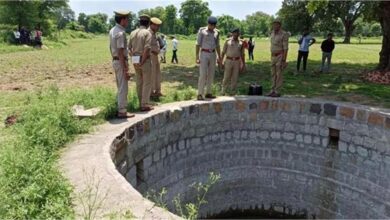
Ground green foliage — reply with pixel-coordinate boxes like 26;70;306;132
78;12;88;28
146;172;221;220
217;15;241;36
138;6;165;19
307;0;370;43
163;5;178;34
55;5;75;30
159;86;197;103
66;21;85;31
76;12;108;34
173;172;221;220
245;11;273;37
179;0;212;35
86;13;108;34
354;18;382;37
0;0;75;37
0;24;17;43
0;86;119;219
146;188;168;209
0;1;40;29
277;0;314;35
279;0;382;41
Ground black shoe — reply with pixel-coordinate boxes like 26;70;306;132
197;95;204;100
205;94;216;99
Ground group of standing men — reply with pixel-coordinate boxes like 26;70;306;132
109;10;295;117
109;11;163;118
195;17;289;99
13;26;43;47
296;29;335;74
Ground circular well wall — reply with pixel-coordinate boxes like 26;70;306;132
110;96;390;219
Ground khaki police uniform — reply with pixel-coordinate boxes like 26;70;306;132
222;38;244;95
196;27;220;96
149;25;161;95
270;29;289;94
109;23;128;114
128;25;152;107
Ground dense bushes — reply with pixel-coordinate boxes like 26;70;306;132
0;24;17;43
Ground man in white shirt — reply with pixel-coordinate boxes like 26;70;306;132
171;36;178;64
297;28;316;74
13;29;20;44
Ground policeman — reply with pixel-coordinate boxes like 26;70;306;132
128;14;154;111
221;28;245;96
109;11;134;118
195;16;222;100
149;17;163;98
268;19;289;97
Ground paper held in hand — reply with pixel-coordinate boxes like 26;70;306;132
132;56;141;64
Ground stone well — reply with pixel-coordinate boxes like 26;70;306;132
62;96;390;219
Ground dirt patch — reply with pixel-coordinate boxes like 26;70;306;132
362;70;390;85
0;62;123;91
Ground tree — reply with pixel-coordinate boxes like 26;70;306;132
245;11;272;37
308;0;368;43
164;5;177;34
36;0;68;35
86;13;108;33
377;1;390;70
179;0;211;34
137;6;165;20
174;19;186;35
277;0;314;35
0;0;68;35
0;1;39;29
217;15;241;36
55;6;75;30
78;12;88;29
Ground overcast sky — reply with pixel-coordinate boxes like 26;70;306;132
69;0;283;20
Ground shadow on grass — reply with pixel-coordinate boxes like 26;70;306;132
161;60;390;108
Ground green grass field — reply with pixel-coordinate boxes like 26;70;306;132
0;35;389;219
160;37;388;107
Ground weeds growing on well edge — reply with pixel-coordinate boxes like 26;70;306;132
147;172;221;220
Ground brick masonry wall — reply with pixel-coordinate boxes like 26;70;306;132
110;97;390;219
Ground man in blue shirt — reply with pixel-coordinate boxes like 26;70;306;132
297;28;316;74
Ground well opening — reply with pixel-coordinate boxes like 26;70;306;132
110;97;390;219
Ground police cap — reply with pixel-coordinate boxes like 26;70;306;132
208;16;218;25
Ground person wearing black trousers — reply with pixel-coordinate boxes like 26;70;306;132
171;36;178;64
297;29;315;74
248;37;255;60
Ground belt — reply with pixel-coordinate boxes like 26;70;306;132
271;52;283;57
226;56;241;61
201;48;215;53
151;51;159;56
113;56;128;61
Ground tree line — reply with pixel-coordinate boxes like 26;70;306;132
0;0;383;39
0;0;389;70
